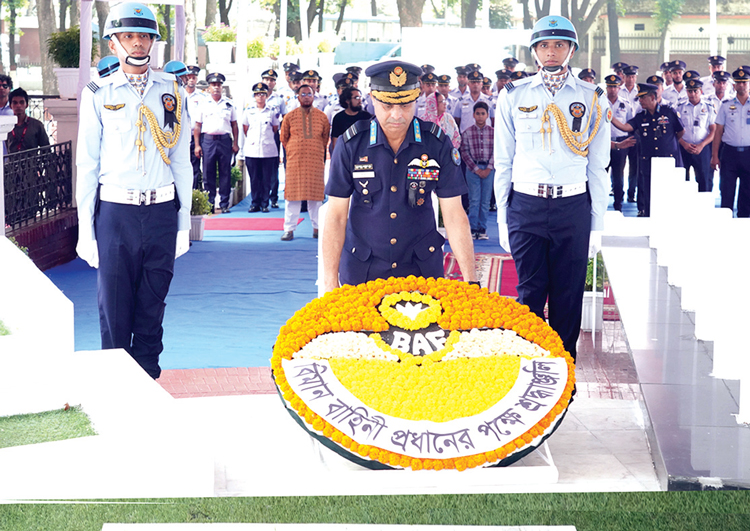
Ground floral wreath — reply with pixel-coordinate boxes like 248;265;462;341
271;276;575;471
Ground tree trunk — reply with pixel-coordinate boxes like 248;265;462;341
59;0;67;31
657;27;668;64
521;0;532;29
69;0;79;29
306;0;317;35
164;6;172;64
37;0;58;94
335;0;347;34
0;0;4;73
397;0;427;27
218;0;231;26
318;0;325;32
95;1;110;58
607;0;620;65
371;0;377;17
205;0;217;27
9;2;16;70
534;0;551;19
462;0;480;28
184;0;198;64
570;0;606;47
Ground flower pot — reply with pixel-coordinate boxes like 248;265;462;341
581;291;604;331
53;68;80;99
206;42;234;64
190;215;206;241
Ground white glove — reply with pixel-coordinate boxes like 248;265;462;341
498;222;511;253
77;238;99;269
588;230;602;258
175;230;190;259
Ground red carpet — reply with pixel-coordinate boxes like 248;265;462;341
444;252;619;320
205;217;302;231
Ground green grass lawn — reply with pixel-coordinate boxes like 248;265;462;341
0;319;10;336
0;405;97;449
0;492;749;531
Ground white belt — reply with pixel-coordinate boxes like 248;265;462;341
513;182;587;199
99;184;175;206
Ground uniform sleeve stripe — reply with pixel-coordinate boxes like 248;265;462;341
595;86;604;97
87;81;100;93
429;122;444;139
505;82;515;93
343;123;360;142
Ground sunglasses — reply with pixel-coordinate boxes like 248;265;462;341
0;84;9;88
299;93;314;97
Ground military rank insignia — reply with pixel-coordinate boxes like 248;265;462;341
569;102;585;132
407;154;440;180
162;94;179;130
104;104;125;111
606;108;613;123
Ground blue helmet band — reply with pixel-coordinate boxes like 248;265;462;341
108;17;158;33
531;28;577;43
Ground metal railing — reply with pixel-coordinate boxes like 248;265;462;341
593;32;750;55
4;141;73;229
27;96;59;144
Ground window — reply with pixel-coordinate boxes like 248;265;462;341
634;23;645;31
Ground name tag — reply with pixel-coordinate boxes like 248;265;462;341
354;171;375;179
518;113;537;119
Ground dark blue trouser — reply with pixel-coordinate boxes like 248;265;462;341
202;134;232;208
681;143;712;192
95;200;178;379
190;134;203;189
608;139;628;211
271;131;281;203
720;145;750;217
246;156;278;208
626;145;638;200
508;191;591;359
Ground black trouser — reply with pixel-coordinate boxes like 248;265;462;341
190;134;202;189
96;200;178;379
608;136;629;211
626;145;638;200
720;145;750;217
246;156;278;208
202;134;233;209
680;143;713;192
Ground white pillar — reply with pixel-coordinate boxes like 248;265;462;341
709;0;718;56
0;116;19;237
44;100;81;208
280;0;288;68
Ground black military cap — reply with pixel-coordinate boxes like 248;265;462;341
455;66;468;75
685;78;703;90
708;55;726;66
502;57;519;68
346;65;362;75
510;71;529;81
345;72;359;81
421;64;435;74
421;72;438;83
291;71;305;82
186;65;200;75
482;76;492;86
332;72;345;84
683;70;701;82
604;74;621;86
365;60;422;104
669;60;687;71
465;63;481;72
622;65;639;76
206;72;225;84
636;83;658;97
466;70;484;82
495;69;512;80
283;62;300;73
302;69;320;80
732;68;750;82
660;62;671;72
335;77;353;89
252;82;269;94
437;74;452;85
611;62;629;71
578;68;596;80
196;79;209;90
713;71;731;82
261;68;278;79
646;74;664;85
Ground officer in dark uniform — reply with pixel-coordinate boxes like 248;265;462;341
612;83;684;216
578;68;596;84
322;60;477;292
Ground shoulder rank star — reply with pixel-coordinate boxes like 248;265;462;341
104;104;125;111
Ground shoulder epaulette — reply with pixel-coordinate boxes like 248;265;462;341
504;82;515;93
595;86;604;97
343;121;365;143
87;81;100;93
428;121;444;140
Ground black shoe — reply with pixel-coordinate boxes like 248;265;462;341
248;206;261;213
489;205;497;212
281;231;294;241
271;202;279;209
261;207;270;213
627;196;636;203
221;207;231;214
637;210;646;217
313;229;319;239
